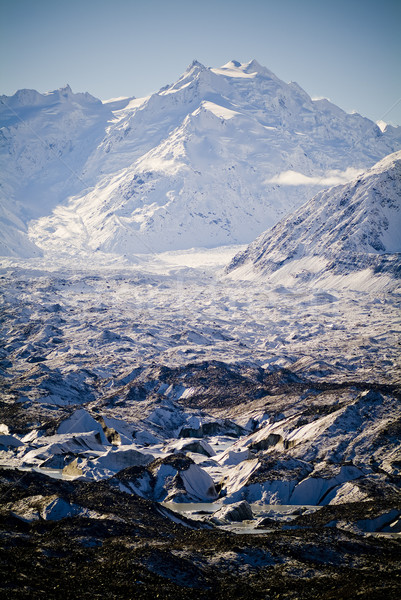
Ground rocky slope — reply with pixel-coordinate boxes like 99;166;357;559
226;151;401;290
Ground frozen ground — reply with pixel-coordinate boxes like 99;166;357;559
1;246;400;387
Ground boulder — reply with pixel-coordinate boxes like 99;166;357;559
213;500;253;522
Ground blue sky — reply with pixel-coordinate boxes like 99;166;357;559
1;0;400;125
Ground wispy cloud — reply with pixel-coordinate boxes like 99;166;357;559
311;96;331;102
266;167;363;187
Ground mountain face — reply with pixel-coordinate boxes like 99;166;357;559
226;151;401;289
0;85;119;257
1;60;401;258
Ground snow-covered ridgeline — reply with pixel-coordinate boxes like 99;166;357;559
1;60;401;258
226;151;401;289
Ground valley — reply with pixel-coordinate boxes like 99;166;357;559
1;59;400;598
1;249;400;598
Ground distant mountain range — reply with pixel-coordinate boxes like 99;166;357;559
1;60;401;258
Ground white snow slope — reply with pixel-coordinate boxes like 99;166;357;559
1;60;401;258
226;151;401;290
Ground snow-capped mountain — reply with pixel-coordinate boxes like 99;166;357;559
1;60;401;258
226;151;401;289
0;85;122;257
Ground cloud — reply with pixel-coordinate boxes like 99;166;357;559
266;167;363;187
311;96;332;102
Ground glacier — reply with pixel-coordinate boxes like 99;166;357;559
1;60;401;599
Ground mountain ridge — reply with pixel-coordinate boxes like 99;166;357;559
226;150;401;290
1;60;401;258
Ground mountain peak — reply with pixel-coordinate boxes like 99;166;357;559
59;83;73;95
42;83;73;98
185;59;207;74
189;59;205;68
43;84;101;105
243;59;278;79
1;60;401;259
244;59;263;71
222;60;242;69
159;59;211;96
215;59;278;81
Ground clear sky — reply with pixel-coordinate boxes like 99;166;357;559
1;0;400;125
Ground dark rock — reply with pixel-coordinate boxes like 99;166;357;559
213;500;253;522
